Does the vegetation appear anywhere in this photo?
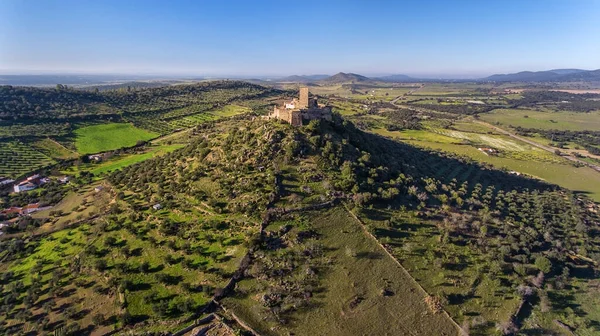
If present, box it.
[73,123,158,154]
[2,80,600,335]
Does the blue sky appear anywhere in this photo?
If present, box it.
[1,0,599,78]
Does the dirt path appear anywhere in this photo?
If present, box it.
[391,84,425,104]
[474,120,600,172]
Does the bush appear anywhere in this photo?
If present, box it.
[424,295,443,314]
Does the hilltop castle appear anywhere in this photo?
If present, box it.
[268,87,332,126]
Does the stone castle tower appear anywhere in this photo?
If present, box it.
[299,87,309,109]
[268,87,332,126]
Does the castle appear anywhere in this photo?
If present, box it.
[268,87,332,126]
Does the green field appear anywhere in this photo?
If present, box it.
[410,140,600,201]
[371,126,600,201]
[209,104,251,117]
[74,123,158,154]
[89,144,184,175]
[481,108,600,131]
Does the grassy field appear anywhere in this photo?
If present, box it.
[31,138,78,160]
[370,125,600,200]
[209,104,251,117]
[409,140,600,201]
[31,183,109,231]
[225,207,459,336]
[74,123,158,154]
[357,207,521,335]
[89,144,184,175]
[481,108,600,131]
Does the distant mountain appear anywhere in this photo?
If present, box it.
[558,69,600,81]
[320,72,372,84]
[548,69,587,75]
[482,69,600,82]
[277,74,329,83]
[376,74,417,82]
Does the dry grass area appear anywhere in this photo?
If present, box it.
[224,207,460,336]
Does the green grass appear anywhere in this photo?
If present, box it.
[358,208,521,334]
[89,144,184,175]
[372,128,459,144]
[408,140,600,201]
[225,207,459,336]
[31,138,78,160]
[74,123,159,154]
[481,108,600,131]
[209,104,251,117]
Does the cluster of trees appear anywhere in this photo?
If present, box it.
[0,81,278,122]
[511,91,600,112]
[407,101,494,115]
[514,127,600,155]
[382,108,422,130]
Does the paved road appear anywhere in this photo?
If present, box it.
[474,120,600,173]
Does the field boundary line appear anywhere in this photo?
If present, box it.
[343,203,464,335]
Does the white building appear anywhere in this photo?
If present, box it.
[14,181,37,193]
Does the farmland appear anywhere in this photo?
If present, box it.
[73,123,158,154]
[0,141,55,178]
[88,144,184,176]
[481,108,600,131]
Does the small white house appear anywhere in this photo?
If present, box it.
[152,203,163,210]
[14,181,37,193]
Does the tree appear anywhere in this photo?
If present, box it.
[535,256,552,274]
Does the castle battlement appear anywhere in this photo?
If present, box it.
[268,87,332,126]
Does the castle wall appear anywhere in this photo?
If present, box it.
[270,88,331,126]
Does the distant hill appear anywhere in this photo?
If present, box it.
[376,74,417,82]
[277,74,329,83]
[483,69,600,82]
[320,72,373,84]
[548,69,587,75]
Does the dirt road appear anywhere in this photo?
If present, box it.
[474,120,600,173]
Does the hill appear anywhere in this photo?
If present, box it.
[2,112,600,335]
[483,68,600,82]
[277,74,329,83]
[320,72,373,84]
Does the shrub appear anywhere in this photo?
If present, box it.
[424,295,443,314]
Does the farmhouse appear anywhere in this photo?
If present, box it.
[1,207,22,215]
[1,203,51,216]
[478,147,498,156]
[88,154,104,162]
[152,203,163,210]
[12,174,48,193]
[268,87,332,126]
